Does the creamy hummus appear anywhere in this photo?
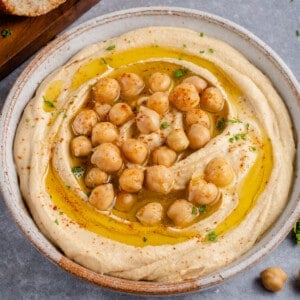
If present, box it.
[14,27,295,282]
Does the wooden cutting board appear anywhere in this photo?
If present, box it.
[0,0,100,80]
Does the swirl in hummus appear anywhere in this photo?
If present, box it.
[14,27,295,282]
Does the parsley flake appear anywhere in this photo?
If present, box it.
[250,146,257,152]
[25,118,30,123]
[59,211,64,215]
[199,50,205,54]
[208,231,217,242]
[106,45,115,51]
[173,69,188,78]
[228,117,242,124]
[229,132,247,143]
[142,236,148,242]
[216,117,226,131]
[54,219,59,225]
[199,205,207,213]
[296,30,300,37]
[101,58,107,64]
[293,219,300,244]
[209,48,215,53]
[1,28,12,38]
[199,32,204,37]
[71,166,85,178]
[161,121,169,129]
[43,97,55,108]
[191,206,198,215]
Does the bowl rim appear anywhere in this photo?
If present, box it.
[1,6,299,296]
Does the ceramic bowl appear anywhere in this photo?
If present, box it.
[0,7,299,295]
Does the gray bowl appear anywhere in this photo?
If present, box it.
[0,7,299,295]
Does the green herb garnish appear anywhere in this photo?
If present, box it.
[71,166,85,178]
[250,146,256,152]
[199,50,205,54]
[209,48,215,53]
[229,132,247,143]
[216,117,226,131]
[173,69,188,78]
[208,231,217,242]
[43,97,55,108]
[228,117,242,124]
[142,236,148,242]
[296,30,300,37]
[59,211,64,215]
[199,205,207,213]
[101,58,107,64]
[54,219,59,225]
[161,121,170,129]
[105,45,115,51]
[182,44,187,48]
[294,219,300,244]
[199,32,204,37]
[191,206,198,215]
[25,118,30,123]
[1,28,12,38]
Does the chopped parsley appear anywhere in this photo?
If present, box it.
[25,118,30,123]
[101,58,107,64]
[182,44,187,48]
[105,45,115,51]
[59,211,64,215]
[250,146,257,152]
[229,133,247,143]
[245,123,250,130]
[294,219,300,244]
[191,206,198,215]
[216,117,226,131]
[71,166,85,178]
[142,236,148,242]
[173,69,188,78]
[228,117,242,124]
[43,97,55,108]
[54,219,59,225]
[296,30,300,37]
[161,121,169,129]
[199,32,204,37]
[209,48,215,53]
[199,50,205,54]
[199,205,207,213]
[207,231,217,242]
[1,28,12,38]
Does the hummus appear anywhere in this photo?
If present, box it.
[14,27,295,282]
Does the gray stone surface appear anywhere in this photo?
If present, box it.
[0,0,299,299]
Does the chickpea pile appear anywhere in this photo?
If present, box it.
[70,70,234,228]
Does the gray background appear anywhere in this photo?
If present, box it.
[0,0,299,299]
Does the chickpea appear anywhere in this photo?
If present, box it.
[152,146,177,167]
[122,139,148,164]
[147,92,169,115]
[93,103,111,121]
[260,267,287,292]
[201,87,224,113]
[88,183,115,211]
[188,178,219,205]
[109,102,133,126]
[167,199,197,227]
[185,108,210,128]
[72,109,98,136]
[92,77,120,104]
[146,165,174,194]
[148,72,171,93]
[169,82,200,111]
[118,72,145,98]
[119,168,144,193]
[115,192,137,212]
[204,157,234,187]
[91,143,123,173]
[183,76,207,93]
[136,202,163,226]
[71,136,92,157]
[85,168,108,188]
[166,128,189,152]
[136,106,160,134]
[187,124,211,150]
[91,122,118,146]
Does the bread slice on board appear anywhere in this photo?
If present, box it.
[0,0,67,16]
